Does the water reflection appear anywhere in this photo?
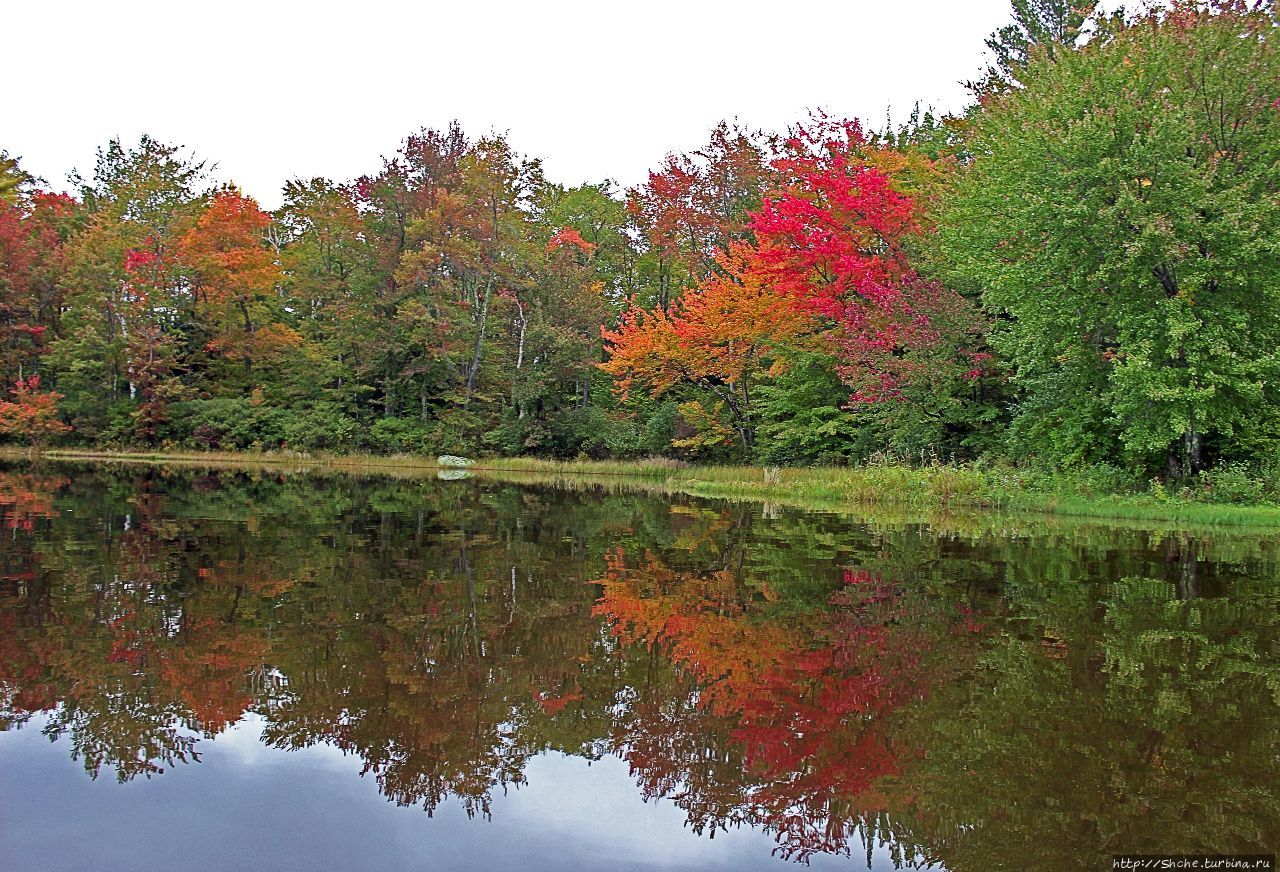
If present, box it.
[1,464,1277,870]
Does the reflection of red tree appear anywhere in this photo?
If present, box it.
[158,620,269,734]
[0,473,69,722]
[0,472,67,532]
[533,687,584,716]
[0,610,64,718]
[592,548,947,861]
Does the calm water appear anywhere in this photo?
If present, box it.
[1,463,1277,871]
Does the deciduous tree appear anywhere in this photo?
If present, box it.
[938,1,1280,474]
[0,375,70,448]
[180,188,297,389]
[752,118,991,455]
[602,243,816,452]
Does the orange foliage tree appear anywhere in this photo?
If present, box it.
[0,375,70,448]
[180,189,297,387]
[600,243,816,452]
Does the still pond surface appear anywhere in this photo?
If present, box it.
[1,463,1277,871]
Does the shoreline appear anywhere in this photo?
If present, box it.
[5,447,1280,533]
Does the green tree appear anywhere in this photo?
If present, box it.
[48,136,207,440]
[273,177,370,407]
[0,151,35,205]
[755,352,866,465]
[939,2,1280,475]
[970,0,1101,95]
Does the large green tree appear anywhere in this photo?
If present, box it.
[49,136,207,440]
[939,1,1280,475]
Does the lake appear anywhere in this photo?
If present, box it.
[1,462,1277,871]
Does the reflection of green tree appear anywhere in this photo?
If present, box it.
[888,572,1280,871]
[225,485,627,816]
[1102,577,1280,845]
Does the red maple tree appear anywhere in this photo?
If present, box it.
[751,117,988,404]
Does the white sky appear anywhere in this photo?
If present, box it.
[7,0,1011,208]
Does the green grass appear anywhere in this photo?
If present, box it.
[474,456,1280,529]
[7,447,1280,532]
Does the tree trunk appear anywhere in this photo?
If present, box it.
[514,298,527,371]
[238,299,255,383]
[512,297,526,413]
[1168,427,1203,479]
[1164,536,1199,601]
[465,274,494,399]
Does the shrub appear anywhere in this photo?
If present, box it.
[164,399,283,449]
[1196,463,1266,505]
[642,402,678,456]
[547,407,610,459]
[368,417,437,454]
[277,406,360,451]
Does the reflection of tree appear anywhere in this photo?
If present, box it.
[0,471,70,729]
[0,470,66,533]
[251,508,619,816]
[0,466,621,813]
[1,464,1278,869]
[592,549,966,862]
[3,479,275,779]
[889,573,1280,870]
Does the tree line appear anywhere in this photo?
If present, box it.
[2,0,1278,480]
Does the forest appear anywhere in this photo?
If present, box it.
[2,1,1279,492]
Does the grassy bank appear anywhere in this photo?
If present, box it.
[473,456,1280,529]
[6,447,1280,531]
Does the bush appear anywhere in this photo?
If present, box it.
[161,399,362,452]
[553,406,661,460]
[276,405,360,451]
[164,399,282,449]
[97,400,144,447]
[642,402,678,456]
[368,417,437,454]
[1196,463,1267,505]
[484,414,551,456]
[484,407,651,460]
[548,407,611,459]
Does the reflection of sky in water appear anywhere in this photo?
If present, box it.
[0,713,924,871]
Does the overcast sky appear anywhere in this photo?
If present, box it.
[8,0,1011,208]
